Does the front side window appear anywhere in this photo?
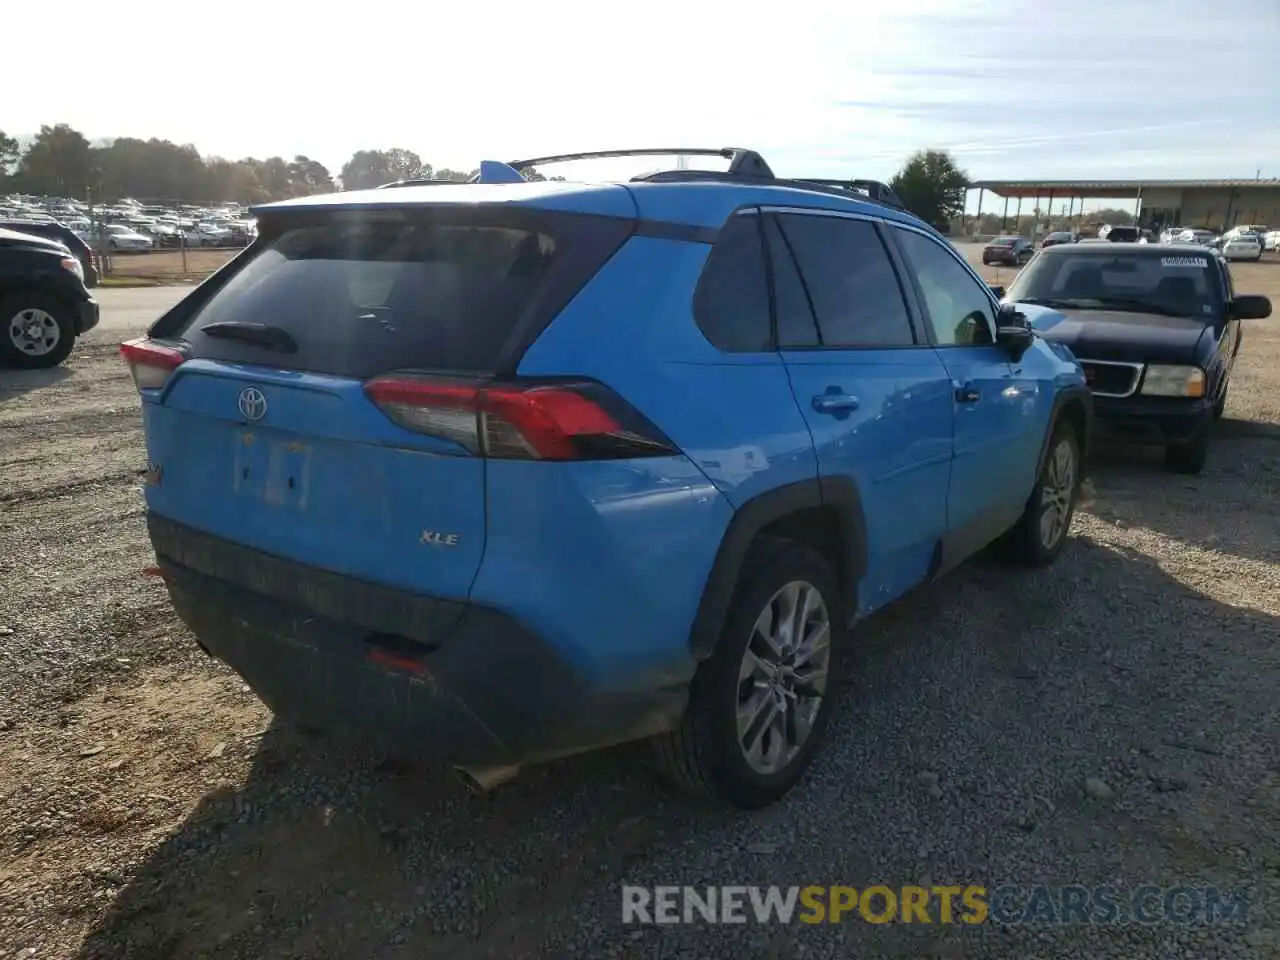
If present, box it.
[894,228,997,346]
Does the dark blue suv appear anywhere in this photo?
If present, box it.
[122,148,1092,808]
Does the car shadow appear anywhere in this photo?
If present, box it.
[1085,418,1280,565]
[0,363,72,402]
[76,536,1279,959]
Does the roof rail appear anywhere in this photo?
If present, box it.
[373,148,910,214]
[793,178,906,210]
[508,147,776,179]
[375,178,450,189]
[632,169,909,213]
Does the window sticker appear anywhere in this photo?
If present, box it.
[1161,256,1208,267]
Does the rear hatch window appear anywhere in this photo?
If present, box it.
[164,208,632,378]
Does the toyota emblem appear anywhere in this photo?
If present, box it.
[238,387,268,422]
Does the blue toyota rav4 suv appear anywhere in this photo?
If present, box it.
[123,148,1091,808]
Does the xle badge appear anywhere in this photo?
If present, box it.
[421,531,460,547]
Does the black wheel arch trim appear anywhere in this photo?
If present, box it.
[1039,385,1094,474]
[689,477,867,659]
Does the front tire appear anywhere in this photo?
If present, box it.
[1,293,77,369]
[1165,423,1211,475]
[1213,387,1228,420]
[1004,420,1080,567]
[651,538,846,808]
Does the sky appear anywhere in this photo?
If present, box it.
[5,0,1278,190]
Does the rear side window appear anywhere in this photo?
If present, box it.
[773,214,915,348]
[764,216,820,347]
[693,213,772,352]
[170,210,630,378]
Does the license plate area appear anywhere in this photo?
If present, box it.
[232,428,313,509]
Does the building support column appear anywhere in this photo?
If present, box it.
[1001,196,1009,230]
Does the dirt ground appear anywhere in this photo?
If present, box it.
[2,247,1279,959]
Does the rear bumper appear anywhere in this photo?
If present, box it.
[1092,394,1212,445]
[76,298,99,334]
[148,513,686,767]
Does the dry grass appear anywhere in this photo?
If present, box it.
[106,249,238,280]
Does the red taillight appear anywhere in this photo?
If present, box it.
[120,338,185,391]
[363,375,675,461]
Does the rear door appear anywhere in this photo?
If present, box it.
[139,205,630,599]
[769,210,954,615]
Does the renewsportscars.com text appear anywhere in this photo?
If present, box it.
[621,884,1250,926]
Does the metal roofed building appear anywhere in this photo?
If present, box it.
[966,177,1280,233]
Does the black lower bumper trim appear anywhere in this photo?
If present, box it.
[147,513,464,647]
[76,298,100,334]
[150,515,687,766]
[1092,399,1212,446]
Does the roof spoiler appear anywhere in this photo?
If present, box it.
[374,163,524,189]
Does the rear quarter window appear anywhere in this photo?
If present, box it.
[692,213,772,352]
[167,210,631,378]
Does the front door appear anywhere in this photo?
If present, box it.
[889,225,1042,564]
[766,210,955,616]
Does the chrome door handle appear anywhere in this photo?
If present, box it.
[812,393,860,413]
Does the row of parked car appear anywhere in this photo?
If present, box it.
[984,223,1276,266]
[0,194,258,253]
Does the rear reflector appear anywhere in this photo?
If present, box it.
[120,339,185,391]
[364,374,677,461]
[367,648,430,675]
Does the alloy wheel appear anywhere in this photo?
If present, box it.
[736,580,831,775]
[1039,438,1077,549]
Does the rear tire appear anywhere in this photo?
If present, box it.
[1004,420,1080,567]
[651,537,846,808]
[1,293,77,369]
[1165,423,1211,475]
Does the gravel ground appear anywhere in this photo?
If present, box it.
[2,256,1279,960]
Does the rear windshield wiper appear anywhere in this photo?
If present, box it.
[199,321,298,353]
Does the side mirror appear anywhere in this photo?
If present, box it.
[988,284,1006,299]
[1232,295,1272,320]
[995,305,1034,360]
